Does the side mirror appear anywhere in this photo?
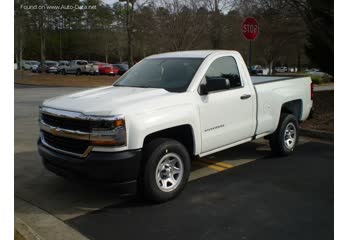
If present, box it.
[200,77,230,95]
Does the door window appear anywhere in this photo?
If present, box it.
[205,56,242,89]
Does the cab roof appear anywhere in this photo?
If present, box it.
[146,50,238,59]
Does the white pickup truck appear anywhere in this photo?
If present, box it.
[38,50,313,202]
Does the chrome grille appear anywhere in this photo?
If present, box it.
[42,113,90,132]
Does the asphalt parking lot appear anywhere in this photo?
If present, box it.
[14,84,333,240]
[69,141,333,240]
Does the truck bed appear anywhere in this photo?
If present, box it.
[252,74,312,137]
[251,75,307,85]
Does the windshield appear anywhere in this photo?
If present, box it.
[114,58,203,92]
[46,62,57,67]
[115,64,128,70]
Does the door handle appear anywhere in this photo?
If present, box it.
[240,94,251,100]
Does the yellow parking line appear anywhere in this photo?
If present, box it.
[194,161,227,172]
[199,158,234,169]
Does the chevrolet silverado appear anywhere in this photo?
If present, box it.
[38,50,313,202]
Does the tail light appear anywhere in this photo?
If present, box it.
[310,82,314,100]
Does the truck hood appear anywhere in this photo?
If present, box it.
[42,86,182,115]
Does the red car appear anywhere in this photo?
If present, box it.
[98,63,119,75]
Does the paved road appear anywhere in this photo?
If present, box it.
[15,85,333,240]
[69,141,333,240]
[314,84,334,92]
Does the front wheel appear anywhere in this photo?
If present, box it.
[138,138,191,203]
[269,113,299,156]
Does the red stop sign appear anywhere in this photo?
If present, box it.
[242,17,259,40]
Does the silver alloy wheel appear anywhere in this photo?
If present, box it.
[155,152,184,192]
[284,122,296,149]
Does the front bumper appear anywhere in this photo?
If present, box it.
[38,139,142,183]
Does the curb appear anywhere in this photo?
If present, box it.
[15,197,89,240]
[300,128,333,141]
[15,217,43,240]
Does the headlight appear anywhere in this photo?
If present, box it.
[91,115,126,146]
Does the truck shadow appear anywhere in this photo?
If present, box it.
[14,140,273,221]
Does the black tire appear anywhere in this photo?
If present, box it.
[62,69,66,75]
[76,69,81,76]
[138,138,191,203]
[269,113,299,156]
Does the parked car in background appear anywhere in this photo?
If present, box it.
[250,65,263,75]
[32,61,58,73]
[85,61,101,75]
[274,66,288,73]
[45,61,59,73]
[31,64,39,72]
[61,60,88,75]
[304,68,320,74]
[22,60,40,71]
[57,61,70,74]
[98,63,119,75]
[113,63,129,75]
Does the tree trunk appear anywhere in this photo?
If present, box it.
[268,60,274,75]
[297,48,301,72]
[126,0,134,67]
[127,28,133,66]
[105,44,109,63]
[40,14,46,70]
[40,30,46,63]
[211,0,222,49]
[119,48,123,62]
[19,37,23,70]
[15,22,24,70]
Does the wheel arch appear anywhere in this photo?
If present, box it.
[142,124,196,158]
[280,99,303,121]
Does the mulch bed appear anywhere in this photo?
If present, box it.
[301,91,333,132]
[15,70,118,87]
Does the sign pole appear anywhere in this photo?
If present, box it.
[241,17,259,71]
[249,40,252,69]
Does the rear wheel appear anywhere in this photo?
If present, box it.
[62,69,66,75]
[138,138,191,203]
[76,68,81,76]
[269,113,299,156]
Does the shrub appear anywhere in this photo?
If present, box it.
[311,76,323,84]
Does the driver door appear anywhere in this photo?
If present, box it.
[199,56,255,153]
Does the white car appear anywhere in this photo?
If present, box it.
[85,61,101,75]
[38,50,313,202]
[60,60,88,75]
[274,66,288,73]
[22,60,40,70]
[45,61,59,73]
[57,61,70,74]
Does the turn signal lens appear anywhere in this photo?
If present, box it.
[116,119,125,127]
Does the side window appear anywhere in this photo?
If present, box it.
[205,56,242,88]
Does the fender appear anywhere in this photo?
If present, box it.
[126,103,202,155]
